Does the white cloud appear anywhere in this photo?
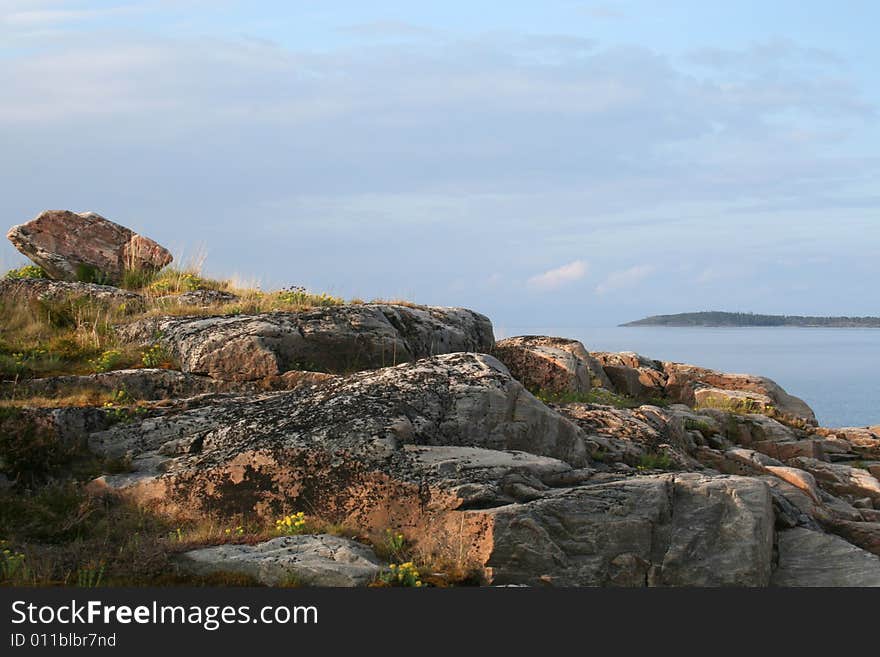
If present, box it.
[527,260,588,290]
[595,265,655,295]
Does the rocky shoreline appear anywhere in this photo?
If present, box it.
[2,211,879,587]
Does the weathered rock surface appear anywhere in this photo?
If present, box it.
[117,305,495,380]
[169,290,240,306]
[7,210,172,284]
[493,336,606,394]
[664,363,817,426]
[0,277,144,310]
[818,427,880,460]
[174,535,384,586]
[591,352,666,400]
[82,353,781,586]
[483,473,774,586]
[59,327,877,586]
[584,352,816,427]
[771,528,880,586]
[788,457,880,505]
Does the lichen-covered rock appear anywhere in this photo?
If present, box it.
[87,353,590,520]
[169,289,240,306]
[818,426,880,460]
[493,336,606,394]
[482,473,774,587]
[116,304,495,380]
[174,535,383,586]
[771,528,880,586]
[664,363,817,426]
[0,277,144,310]
[591,352,666,400]
[553,402,698,469]
[6,210,172,284]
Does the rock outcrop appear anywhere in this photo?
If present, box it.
[0,277,144,310]
[771,528,880,586]
[82,350,859,587]
[3,267,871,588]
[6,210,172,284]
[175,535,384,587]
[500,339,816,428]
[493,336,609,394]
[663,363,817,426]
[116,305,495,381]
[592,352,667,400]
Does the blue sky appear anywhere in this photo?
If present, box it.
[1,1,878,327]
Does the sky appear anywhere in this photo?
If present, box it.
[1,1,878,327]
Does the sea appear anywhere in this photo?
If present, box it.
[495,326,879,429]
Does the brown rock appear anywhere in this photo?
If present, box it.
[752,439,826,462]
[827,520,880,557]
[493,336,595,395]
[765,466,822,503]
[663,362,816,426]
[117,304,495,381]
[7,210,172,284]
[789,457,880,504]
[771,528,880,586]
[591,352,666,400]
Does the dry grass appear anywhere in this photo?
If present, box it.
[1,259,344,387]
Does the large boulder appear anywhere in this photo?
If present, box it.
[663,363,816,427]
[116,304,495,380]
[482,473,774,587]
[771,528,880,586]
[7,210,172,284]
[591,352,666,400]
[174,535,383,587]
[493,336,601,395]
[788,457,880,505]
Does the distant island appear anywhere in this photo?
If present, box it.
[621,311,880,328]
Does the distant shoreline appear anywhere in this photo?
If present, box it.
[621,311,880,328]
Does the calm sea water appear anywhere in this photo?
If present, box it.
[495,326,880,429]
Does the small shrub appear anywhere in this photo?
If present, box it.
[379,562,423,587]
[90,349,124,373]
[141,343,169,368]
[382,529,409,561]
[120,267,157,291]
[76,561,105,587]
[275,512,307,535]
[5,265,47,280]
[534,388,648,409]
[276,286,343,307]
[75,264,112,285]
[0,543,30,585]
[0,408,78,485]
[637,452,675,471]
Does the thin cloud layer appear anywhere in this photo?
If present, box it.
[0,2,877,325]
[528,260,589,290]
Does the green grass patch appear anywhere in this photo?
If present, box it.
[636,452,675,471]
[533,387,667,409]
